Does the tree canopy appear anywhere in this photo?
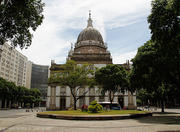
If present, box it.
[0,0,44,48]
[49,60,94,110]
[95,64,129,108]
[130,0,180,112]
[148,0,180,45]
[148,0,180,88]
[130,41,171,112]
[0,77,41,108]
[130,40,159,91]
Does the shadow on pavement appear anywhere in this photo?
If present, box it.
[134,113,180,125]
[157,131,180,132]
[153,112,180,114]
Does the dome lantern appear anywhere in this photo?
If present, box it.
[87,10,93,27]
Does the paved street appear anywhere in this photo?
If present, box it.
[0,108,180,132]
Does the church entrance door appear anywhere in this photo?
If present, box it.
[60,96,66,110]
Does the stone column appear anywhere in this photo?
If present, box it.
[46,97,50,108]
[85,87,89,105]
[114,96,118,102]
[46,86,51,109]
[50,86,56,110]
[47,86,51,96]
[66,96,70,108]
[56,97,60,109]
[56,86,60,109]
[127,91,136,109]
[85,97,89,106]
[105,96,109,102]
[124,96,128,109]
[66,86,73,108]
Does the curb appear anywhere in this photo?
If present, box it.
[37,112,152,120]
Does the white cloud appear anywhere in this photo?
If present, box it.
[17,0,151,65]
[112,50,137,64]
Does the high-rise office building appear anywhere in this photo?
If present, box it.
[31,63,49,106]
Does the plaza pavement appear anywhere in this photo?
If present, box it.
[0,108,180,132]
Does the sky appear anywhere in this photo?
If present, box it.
[18,0,152,66]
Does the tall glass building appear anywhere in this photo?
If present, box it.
[31,64,49,106]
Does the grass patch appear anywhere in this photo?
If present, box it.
[40,110,148,115]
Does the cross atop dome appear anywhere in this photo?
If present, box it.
[87,10,93,27]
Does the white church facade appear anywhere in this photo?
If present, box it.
[46,12,137,110]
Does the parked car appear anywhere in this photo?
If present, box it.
[98,102,121,110]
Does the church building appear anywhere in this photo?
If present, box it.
[47,12,136,110]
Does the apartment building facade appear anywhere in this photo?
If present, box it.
[0,43,30,88]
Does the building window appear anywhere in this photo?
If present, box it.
[60,87,66,96]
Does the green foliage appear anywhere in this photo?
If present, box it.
[88,100,103,113]
[49,60,95,110]
[60,60,94,87]
[148,0,180,88]
[0,0,44,48]
[148,0,180,45]
[26,103,30,108]
[95,64,129,108]
[95,64,129,92]
[136,99,142,106]
[0,77,42,108]
[130,41,158,91]
[130,0,180,112]
[43,110,147,115]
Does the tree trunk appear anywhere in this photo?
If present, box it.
[0,99,2,109]
[70,87,77,110]
[110,99,113,109]
[109,91,114,109]
[9,100,11,108]
[74,98,77,110]
[161,99,165,113]
[109,91,112,109]
[5,99,7,108]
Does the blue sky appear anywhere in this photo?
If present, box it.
[19,0,152,65]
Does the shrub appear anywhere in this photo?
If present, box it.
[81,104,88,112]
[68,107,74,111]
[88,100,103,113]
[136,99,142,106]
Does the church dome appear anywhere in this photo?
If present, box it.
[76,12,104,44]
[77,27,104,43]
